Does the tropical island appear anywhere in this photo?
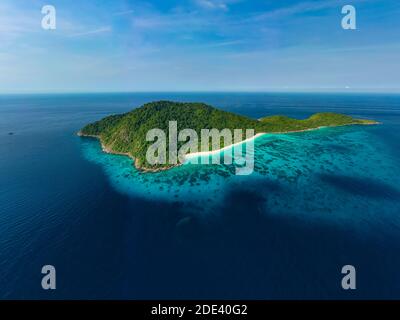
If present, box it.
[78,101,378,172]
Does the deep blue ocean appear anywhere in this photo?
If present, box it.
[1,92,400,299]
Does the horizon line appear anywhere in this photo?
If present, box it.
[1,89,400,96]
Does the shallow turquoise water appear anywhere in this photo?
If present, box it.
[81,124,400,232]
[1,93,400,299]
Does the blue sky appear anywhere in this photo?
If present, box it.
[0,0,399,93]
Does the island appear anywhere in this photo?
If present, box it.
[78,101,378,172]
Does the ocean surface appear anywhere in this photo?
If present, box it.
[0,92,400,299]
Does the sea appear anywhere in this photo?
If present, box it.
[0,92,399,299]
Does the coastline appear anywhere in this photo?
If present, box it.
[184,121,379,159]
[77,121,379,173]
[184,132,266,160]
[77,131,179,173]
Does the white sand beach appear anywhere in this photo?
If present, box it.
[184,132,266,160]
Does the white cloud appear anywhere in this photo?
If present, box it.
[203,40,244,47]
[113,10,135,16]
[195,0,229,11]
[253,0,371,21]
[132,10,213,31]
[69,26,112,37]
[0,3,39,40]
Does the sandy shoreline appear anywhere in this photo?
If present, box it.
[184,133,265,160]
[78,121,379,172]
[184,122,378,159]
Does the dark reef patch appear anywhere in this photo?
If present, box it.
[319,173,400,200]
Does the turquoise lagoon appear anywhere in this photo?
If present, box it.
[81,124,400,232]
[1,93,400,299]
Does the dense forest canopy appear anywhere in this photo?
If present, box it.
[79,101,376,170]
